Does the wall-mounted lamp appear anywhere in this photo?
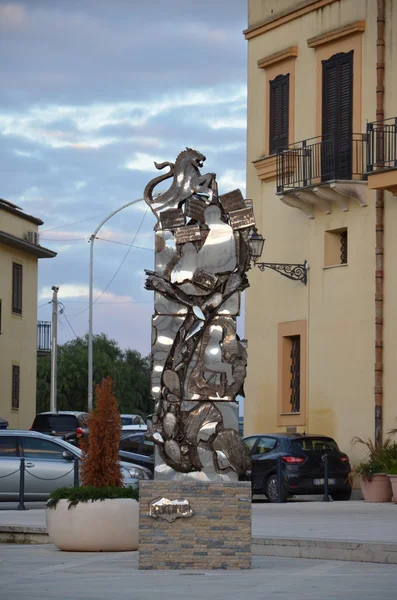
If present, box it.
[250,229,308,285]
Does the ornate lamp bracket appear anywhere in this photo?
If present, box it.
[255,260,308,285]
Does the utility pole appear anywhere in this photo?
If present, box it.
[50,286,59,412]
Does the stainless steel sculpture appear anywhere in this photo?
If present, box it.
[144,149,256,481]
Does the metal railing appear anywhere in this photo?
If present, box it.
[367,117,397,172]
[37,321,51,353]
[276,133,368,193]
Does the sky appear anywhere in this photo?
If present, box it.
[0,0,248,357]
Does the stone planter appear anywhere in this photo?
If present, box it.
[360,474,392,503]
[46,498,139,551]
[388,475,397,504]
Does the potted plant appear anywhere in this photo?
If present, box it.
[381,441,397,504]
[46,377,139,551]
[352,436,392,503]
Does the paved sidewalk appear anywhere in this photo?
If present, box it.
[1,500,397,544]
[1,544,397,600]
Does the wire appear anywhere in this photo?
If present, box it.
[38,301,51,309]
[40,238,88,242]
[40,212,114,233]
[95,237,153,251]
[59,304,78,338]
[67,208,149,317]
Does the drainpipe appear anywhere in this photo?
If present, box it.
[375,0,385,447]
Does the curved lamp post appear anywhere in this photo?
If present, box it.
[88,197,145,411]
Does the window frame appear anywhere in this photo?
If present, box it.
[12,262,23,315]
[20,436,68,461]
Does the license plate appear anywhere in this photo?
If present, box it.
[313,478,336,485]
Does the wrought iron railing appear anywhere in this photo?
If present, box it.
[37,321,51,353]
[276,133,367,193]
[366,117,397,172]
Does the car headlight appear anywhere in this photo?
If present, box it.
[125,467,149,480]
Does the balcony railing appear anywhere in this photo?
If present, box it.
[37,321,51,355]
[367,117,397,172]
[276,133,368,193]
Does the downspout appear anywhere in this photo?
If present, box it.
[375,0,385,447]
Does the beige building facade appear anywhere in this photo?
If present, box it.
[0,199,56,429]
[244,0,397,460]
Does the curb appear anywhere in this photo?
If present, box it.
[252,536,397,564]
[0,526,50,545]
[1,526,397,565]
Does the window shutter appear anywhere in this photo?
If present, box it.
[322,51,353,179]
[269,74,289,154]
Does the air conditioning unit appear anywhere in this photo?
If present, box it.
[24,231,40,245]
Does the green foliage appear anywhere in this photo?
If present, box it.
[36,334,152,416]
[47,485,139,509]
[352,436,397,480]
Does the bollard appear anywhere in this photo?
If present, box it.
[277,456,282,503]
[74,459,79,487]
[323,453,329,502]
[17,458,26,511]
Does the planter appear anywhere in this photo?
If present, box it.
[46,498,139,551]
[360,474,392,502]
[388,475,397,504]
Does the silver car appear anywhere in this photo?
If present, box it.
[0,430,151,501]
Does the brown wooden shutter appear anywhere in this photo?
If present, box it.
[12,365,20,409]
[322,51,353,179]
[269,74,289,154]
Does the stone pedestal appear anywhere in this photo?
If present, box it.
[139,481,251,570]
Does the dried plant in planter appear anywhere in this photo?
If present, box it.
[80,376,122,488]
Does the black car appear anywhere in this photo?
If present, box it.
[244,433,352,502]
[31,411,89,447]
[119,432,154,474]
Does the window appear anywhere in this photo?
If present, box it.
[21,437,65,460]
[324,228,348,266]
[0,436,17,457]
[255,437,277,455]
[291,437,339,454]
[244,437,258,452]
[12,365,20,410]
[32,414,77,433]
[12,263,22,315]
[278,320,307,427]
[269,74,289,154]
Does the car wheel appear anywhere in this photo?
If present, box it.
[266,474,287,503]
[330,489,352,501]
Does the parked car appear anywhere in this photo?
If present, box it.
[30,411,89,447]
[0,430,151,501]
[119,432,154,473]
[244,433,352,502]
[120,414,145,427]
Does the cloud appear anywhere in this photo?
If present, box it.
[39,284,133,303]
[217,169,246,195]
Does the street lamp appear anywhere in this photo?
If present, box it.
[249,230,308,285]
[88,197,145,411]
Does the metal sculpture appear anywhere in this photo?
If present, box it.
[144,149,256,481]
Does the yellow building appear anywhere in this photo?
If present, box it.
[0,198,56,429]
[244,0,397,460]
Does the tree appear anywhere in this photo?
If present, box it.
[36,334,152,416]
[80,377,122,488]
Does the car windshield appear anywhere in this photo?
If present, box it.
[291,437,339,453]
[32,415,77,431]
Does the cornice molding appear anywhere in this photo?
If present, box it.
[257,46,298,70]
[244,0,338,40]
[307,20,366,48]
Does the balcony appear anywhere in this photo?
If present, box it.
[37,321,51,356]
[367,117,397,195]
[275,134,368,219]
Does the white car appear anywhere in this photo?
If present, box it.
[121,414,147,434]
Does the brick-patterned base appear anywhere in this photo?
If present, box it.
[139,481,252,570]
